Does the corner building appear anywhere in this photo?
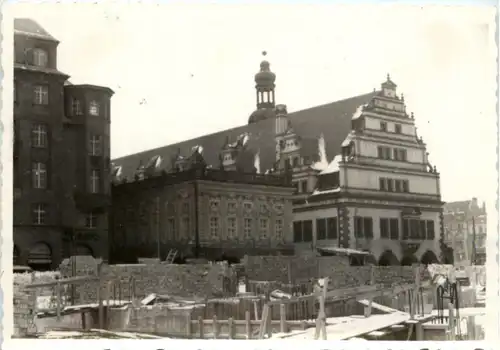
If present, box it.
[13,19,114,269]
[112,57,447,265]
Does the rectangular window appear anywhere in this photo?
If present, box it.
[90,169,100,193]
[364,217,373,238]
[209,216,219,238]
[227,217,237,238]
[394,148,407,161]
[259,218,269,238]
[72,98,82,116]
[89,135,102,156]
[395,180,402,192]
[31,123,48,148]
[89,100,100,116]
[410,219,419,239]
[85,212,97,229]
[395,124,402,134]
[316,218,326,240]
[32,203,47,225]
[301,180,308,193]
[168,218,176,240]
[293,221,302,242]
[326,217,338,239]
[379,177,387,191]
[419,220,426,240]
[380,218,389,238]
[303,220,313,242]
[390,218,399,240]
[244,218,252,238]
[402,219,410,240]
[293,157,299,167]
[32,162,47,189]
[33,48,48,67]
[293,220,313,242]
[354,216,373,238]
[383,147,392,160]
[402,180,409,193]
[380,121,387,131]
[275,218,284,240]
[387,179,394,192]
[33,85,49,105]
[426,220,435,240]
[182,217,189,239]
[377,146,383,159]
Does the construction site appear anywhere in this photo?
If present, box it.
[13,252,486,341]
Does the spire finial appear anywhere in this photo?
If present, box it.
[262,50,267,57]
[387,73,390,81]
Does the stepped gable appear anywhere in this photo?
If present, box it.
[113,91,377,181]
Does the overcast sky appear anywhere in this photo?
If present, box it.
[5,3,497,203]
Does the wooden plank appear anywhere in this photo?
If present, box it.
[245,311,251,339]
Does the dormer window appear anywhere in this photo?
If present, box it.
[89,100,100,116]
[33,48,48,67]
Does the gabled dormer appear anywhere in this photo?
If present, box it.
[220,133,250,171]
[144,155,162,178]
[134,162,146,181]
[111,163,123,184]
[171,148,189,172]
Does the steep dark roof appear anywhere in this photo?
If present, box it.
[14,18,58,42]
[113,91,377,180]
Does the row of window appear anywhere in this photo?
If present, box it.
[29,123,103,155]
[402,218,436,240]
[31,203,98,228]
[379,178,410,193]
[377,146,407,161]
[293,216,436,241]
[380,121,402,134]
[208,216,284,240]
[208,200,284,214]
[30,162,101,193]
[15,83,102,117]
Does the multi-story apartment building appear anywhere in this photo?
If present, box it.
[112,56,447,264]
[444,198,487,265]
[13,19,114,269]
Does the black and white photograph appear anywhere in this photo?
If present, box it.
[2,1,497,344]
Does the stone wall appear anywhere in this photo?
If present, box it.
[242,255,426,288]
[59,257,234,303]
[13,275,37,337]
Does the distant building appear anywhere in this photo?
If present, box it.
[13,19,114,270]
[444,198,486,265]
[112,56,447,265]
[109,159,295,262]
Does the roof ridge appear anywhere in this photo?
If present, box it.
[112,91,375,162]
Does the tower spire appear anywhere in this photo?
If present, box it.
[248,51,277,124]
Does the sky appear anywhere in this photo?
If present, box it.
[5,3,498,204]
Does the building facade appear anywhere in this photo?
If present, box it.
[110,154,295,262]
[112,56,447,264]
[444,198,486,265]
[13,19,114,269]
[285,77,445,265]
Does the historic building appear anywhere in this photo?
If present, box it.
[110,155,295,262]
[112,54,446,265]
[444,198,487,265]
[13,19,114,269]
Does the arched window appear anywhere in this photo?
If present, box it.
[33,48,48,67]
